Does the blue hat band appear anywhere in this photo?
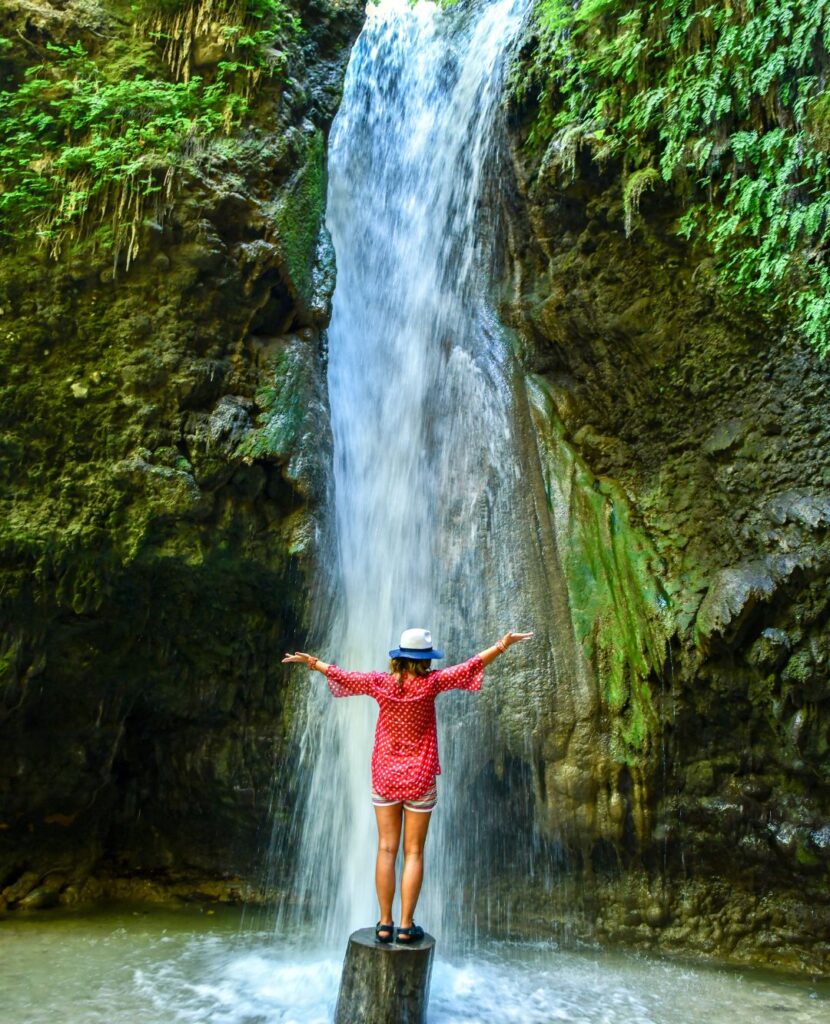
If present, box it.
[389,646,444,660]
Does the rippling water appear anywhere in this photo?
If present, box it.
[1,909,827,1024]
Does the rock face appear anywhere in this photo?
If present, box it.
[493,27,830,972]
[0,0,364,909]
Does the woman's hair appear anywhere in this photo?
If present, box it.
[389,657,432,678]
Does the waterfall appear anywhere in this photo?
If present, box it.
[276,0,562,953]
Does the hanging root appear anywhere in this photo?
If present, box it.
[623,167,661,237]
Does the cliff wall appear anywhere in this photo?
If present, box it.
[495,6,830,971]
[0,0,364,912]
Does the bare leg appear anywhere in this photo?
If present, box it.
[374,803,402,936]
[398,806,432,934]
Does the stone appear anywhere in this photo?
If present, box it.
[334,928,435,1024]
[684,761,715,796]
[2,871,39,905]
[809,826,830,852]
[703,418,747,455]
[695,560,778,642]
[18,884,60,909]
[767,489,830,530]
[192,37,228,67]
[747,628,791,672]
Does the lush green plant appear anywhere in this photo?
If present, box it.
[138,0,301,84]
[514,0,830,355]
[0,1,300,263]
[0,40,238,262]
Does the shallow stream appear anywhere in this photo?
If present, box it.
[1,907,827,1024]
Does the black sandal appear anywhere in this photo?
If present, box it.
[395,923,424,943]
[375,920,395,943]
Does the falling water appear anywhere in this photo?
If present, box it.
[278,0,560,951]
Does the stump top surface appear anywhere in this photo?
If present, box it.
[349,927,436,952]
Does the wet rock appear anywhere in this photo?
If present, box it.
[747,628,791,672]
[192,36,229,67]
[781,650,824,701]
[809,826,830,853]
[0,0,362,904]
[174,359,228,410]
[684,761,715,796]
[694,560,776,642]
[703,419,747,456]
[111,452,212,519]
[502,26,830,962]
[230,463,267,500]
[18,876,65,910]
[2,871,39,905]
[208,396,255,451]
[182,397,254,486]
[767,489,830,530]
[646,905,671,929]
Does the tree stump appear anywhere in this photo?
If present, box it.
[334,927,436,1024]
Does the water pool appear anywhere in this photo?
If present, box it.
[1,907,827,1024]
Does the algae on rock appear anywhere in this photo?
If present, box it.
[525,372,672,846]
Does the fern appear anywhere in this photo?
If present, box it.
[0,2,300,264]
[515,0,830,355]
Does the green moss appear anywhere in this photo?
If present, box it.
[238,335,315,468]
[795,844,820,867]
[527,374,672,765]
[272,128,325,305]
[805,89,830,153]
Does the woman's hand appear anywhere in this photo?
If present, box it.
[479,631,534,666]
[499,631,534,649]
[282,651,326,671]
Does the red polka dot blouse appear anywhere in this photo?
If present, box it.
[324,656,485,802]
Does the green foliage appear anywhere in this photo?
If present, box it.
[0,1,299,263]
[139,0,301,83]
[516,0,830,355]
[0,41,236,262]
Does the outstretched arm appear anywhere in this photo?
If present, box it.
[431,631,534,694]
[477,631,534,667]
[282,651,382,699]
[282,651,330,673]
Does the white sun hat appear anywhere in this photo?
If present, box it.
[388,627,444,660]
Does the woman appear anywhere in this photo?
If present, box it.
[282,626,533,944]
